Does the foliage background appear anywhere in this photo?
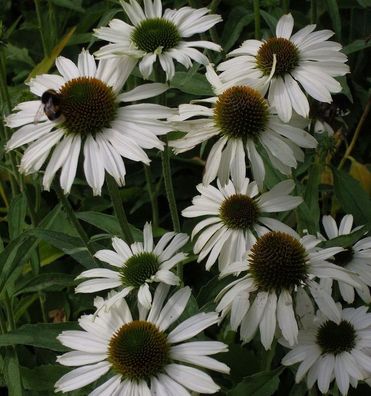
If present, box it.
[0,0,370,394]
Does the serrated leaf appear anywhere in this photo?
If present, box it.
[333,167,371,226]
[170,71,213,96]
[8,194,27,239]
[228,367,284,396]
[21,365,69,391]
[0,323,78,351]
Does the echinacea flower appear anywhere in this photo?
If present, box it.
[319,214,371,304]
[216,229,361,350]
[218,13,349,122]
[94,0,222,80]
[170,65,317,188]
[182,176,302,271]
[76,222,188,309]
[55,285,230,395]
[5,50,175,195]
[282,306,371,395]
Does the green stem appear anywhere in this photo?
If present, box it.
[338,99,370,170]
[106,175,134,244]
[264,339,277,370]
[34,0,48,56]
[253,0,261,40]
[144,165,159,229]
[162,143,180,233]
[54,183,95,256]
[311,0,317,24]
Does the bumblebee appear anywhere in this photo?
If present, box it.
[34,89,62,123]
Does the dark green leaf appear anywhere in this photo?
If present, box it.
[49,0,84,12]
[228,367,284,396]
[170,71,213,96]
[30,229,97,269]
[0,323,78,351]
[8,194,27,239]
[14,273,75,295]
[343,39,371,55]
[333,168,371,226]
[4,348,23,396]
[325,0,342,40]
[260,11,278,35]
[21,365,69,391]
[320,226,366,248]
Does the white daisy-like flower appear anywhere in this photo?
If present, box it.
[5,50,175,195]
[182,176,303,271]
[76,222,189,310]
[282,305,371,395]
[319,214,371,304]
[94,0,222,81]
[217,13,349,122]
[55,284,230,395]
[170,64,317,188]
[215,229,361,350]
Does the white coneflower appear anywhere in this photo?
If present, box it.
[319,214,371,304]
[5,50,175,195]
[170,64,317,188]
[282,306,371,395]
[182,176,302,271]
[76,222,188,309]
[94,0,222,81]
[218,13,349,122]
[55,285,230,395]
[216,229,361,350]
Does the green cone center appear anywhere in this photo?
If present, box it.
[108,320,169,380]
[220,194,260,230]
[249,231,308,291]
[317,320,357,355]
[214,86,269,140]
[120,252,160,287]
[132,18,181,53]
[256,37,300,77]
[59,77,117,136]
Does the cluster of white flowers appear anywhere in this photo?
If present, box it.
[5,1,371,395]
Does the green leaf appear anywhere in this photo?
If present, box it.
[260,10,278,35]
[21,365,69,391]
[76,211,142,240]
[343,39,371,55]
[302,163,321,234]
[14,273,75,295]
[49,0,84,12]
[221,7,254,52]
[8,194,27,239]
[320,226,366,249]
[333,168,371,226]
[0,323,78,351]
[30,229,97,269]
[0,204,62,297]
[170,71,213,96]
[4,348,23,396]
[228,367,284,396]
[325,0,342,40]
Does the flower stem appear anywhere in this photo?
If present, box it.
[54,182,95,257]
[253,0,261,40]
[34,0,48,56]
[144,164,159,229]
[338,98,370,170]
[106,174,134,244]
[162,141,181,234]
[282,0,290,13]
